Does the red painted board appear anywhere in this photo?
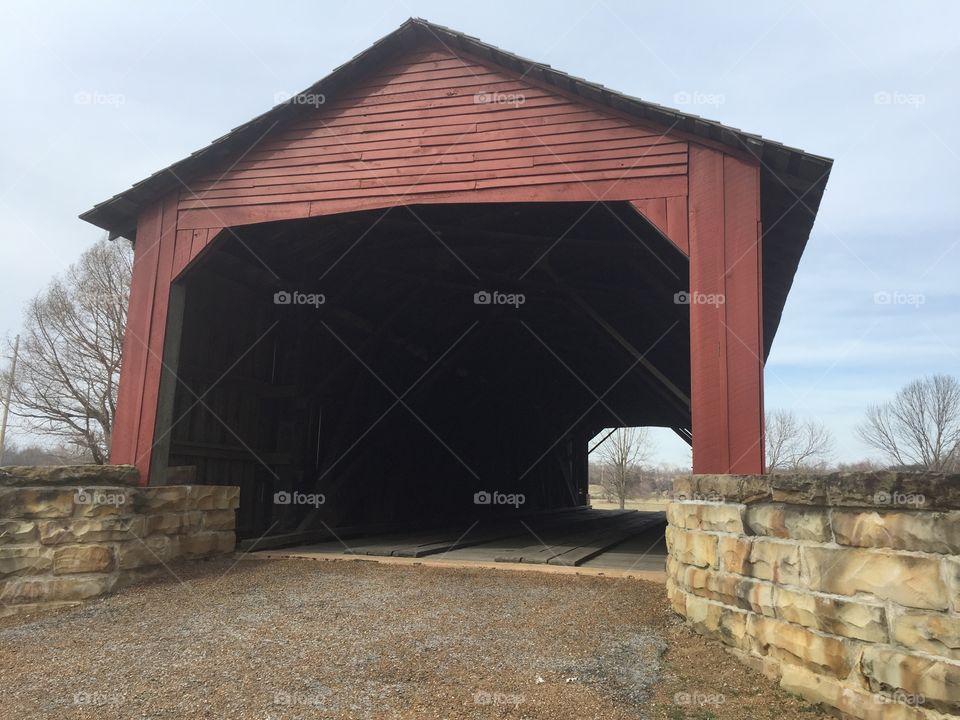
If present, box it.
[688,145,730,473]
[722,154,764,473]
[665,196,689,255]
[110,201,162,467]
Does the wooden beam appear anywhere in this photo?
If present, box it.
[110,194,181,486]
[688,146,764,473]
[543,265,690,412]
[148,281,186,486]
[110,201,163,471]
[722,153,765,472]
[175,176,687,230]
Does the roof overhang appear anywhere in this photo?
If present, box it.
[80,17,832,357]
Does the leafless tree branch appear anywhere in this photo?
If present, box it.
[1,237,132,463]
[765,409,834,473]
[595,427,653,509]
[856,375,960,471]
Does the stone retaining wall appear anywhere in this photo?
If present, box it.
[666,472,960,719]
[0,465,238,618]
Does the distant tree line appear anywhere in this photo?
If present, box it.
[589,461,681,503]
[0,441,92,466]
[589,373,960,502]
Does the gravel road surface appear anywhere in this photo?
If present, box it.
[0,557,831,719]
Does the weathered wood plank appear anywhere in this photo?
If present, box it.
[110,200,163,470]
[665,195,689,255]
[688,145,729,473]
[176,176,688,230]
[186,154,686,202]
[722,153,764,473]
[688,146,763,473]
[134,193,180,478]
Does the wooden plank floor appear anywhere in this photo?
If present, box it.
[259,508,667,573]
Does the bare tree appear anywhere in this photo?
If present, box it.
[596,427,653,509]
[0,238,132,463]
[857,375,960,472]
[765,410,834,473]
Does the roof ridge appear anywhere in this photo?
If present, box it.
[80,17,832,239]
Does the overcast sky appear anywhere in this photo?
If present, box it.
[1,1,957,465]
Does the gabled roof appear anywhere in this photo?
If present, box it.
[81,17,831,239]
[80,17,833,355]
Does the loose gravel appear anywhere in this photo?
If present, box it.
[0,557,831,719]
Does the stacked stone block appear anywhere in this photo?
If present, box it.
[666,472,960,719]
[0,465,238,618]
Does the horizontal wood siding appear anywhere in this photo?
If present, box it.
[115,44,776,489]
[177,47,687,232]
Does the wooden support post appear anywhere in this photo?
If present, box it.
[573,432,589,507]
[688,145,765,474]
[148,282,187,486]
[110,193,188,485]
[111,202,163,476]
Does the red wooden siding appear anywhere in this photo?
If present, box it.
[110,202,161,465]
[110,193,179,475]
[629,196,689,254]
[688,145,764,474]
[176,47,688,235]
[110,43,767,483]
[172,227,222,280]
[630,198,667,234]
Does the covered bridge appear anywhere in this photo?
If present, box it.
[82,19,831,540]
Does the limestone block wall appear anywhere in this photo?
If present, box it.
[666,473,960,720]
[0,465,238,619]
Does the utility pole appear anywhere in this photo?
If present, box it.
[0,334,20,465]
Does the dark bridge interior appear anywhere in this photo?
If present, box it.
[162,202,690,539]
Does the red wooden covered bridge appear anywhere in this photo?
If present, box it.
[82,19,831,539]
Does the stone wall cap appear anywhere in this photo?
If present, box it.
[0,465,141,488]
[676,471,960,510]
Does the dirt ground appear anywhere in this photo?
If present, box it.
[0,557,830,720]
[586,486,670,513]
[588,499,671,512]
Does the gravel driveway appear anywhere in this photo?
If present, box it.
[0,557,830,719]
